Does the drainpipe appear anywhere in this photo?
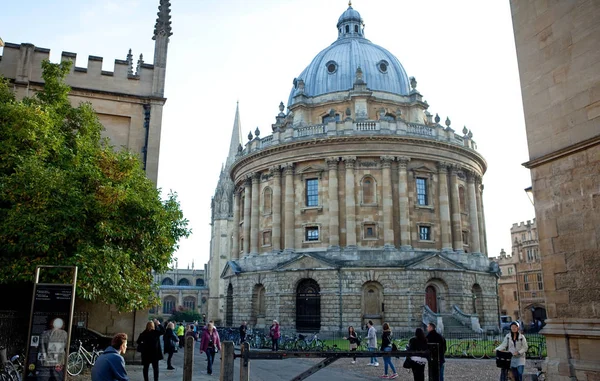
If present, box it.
[142,104,151,170]
[338,268,343,332]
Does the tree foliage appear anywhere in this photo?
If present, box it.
[0,61,191,311]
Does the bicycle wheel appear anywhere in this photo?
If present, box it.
[67,352,84,376]
[3,366,19,381]
[446,343,461,357]
[527,344,541,359]
[470,342,486,359]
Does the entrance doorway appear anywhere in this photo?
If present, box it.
[226,283,233,326]
[296,279,321,332]
[425,285,437,312]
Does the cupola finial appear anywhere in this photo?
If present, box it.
[348,0,352,7]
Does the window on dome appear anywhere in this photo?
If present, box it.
[354,25,358,33]
[377,60,389,74]
[326,61,338,74]
[345,25,349,33]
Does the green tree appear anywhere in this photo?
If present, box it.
[0,61,191,311]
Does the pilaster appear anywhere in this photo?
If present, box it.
[449,165,463,251]
[343,157,357,248]
[250,172,260,255]
[476,181,486,255]
[270,166,282,252]
[381,156,394,248]
[283,163,295,252]
[437,162,453,251]
[466,170,481,254]
[326,158,340,249]
[397,156,411,249]
[232,188,240,259]
[243,176,252,255]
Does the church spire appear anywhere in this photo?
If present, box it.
[152,0,172,97]
[226,102,242,169]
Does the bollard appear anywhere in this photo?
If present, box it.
[220,341,234,381]
[183,336,194,381]
[240,341,250,381]
[427,343,440,381]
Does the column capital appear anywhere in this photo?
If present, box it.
[252,172,261,183]
[380,155,394,167]
[282,162,295,175]
[244,174,253,186]
[465,169,480,183]
[436,161,450,173]
[343,156,356,169]
[396,156,410,168]
[269,165,282,178]
[326,157,339,169]
[449,164,462,175]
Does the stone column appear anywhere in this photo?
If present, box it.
[326,157,340,249]
[466,171,481,253]
[476,181,486,255]
[437,162,453,251]
[250,172,260,254]
[231,188,240,260]
[397,156,411,249]
[343,157,357,248]
[243,176,251,255]
[283,163,295,252]
[381,156,394,248]
[270,166,282,252]
[449,165,463,251]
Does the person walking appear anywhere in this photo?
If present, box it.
[162,322,178,370]
[407,328,428,381]
[426,323,447,381]
[176,323,185,349]
[379,323,399,379]
[184,324,197,344]
[269,320,280,351]
[91,333,129,381]
[496,322,528,381]
[199,322,221,376]
[343,326,359,364]
[136,319,165,381]
[366,320,379,367]
[239,321,247,343]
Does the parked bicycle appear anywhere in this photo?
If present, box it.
[447,339,487,359]
[66,340,104,376]
[0,353,22,381]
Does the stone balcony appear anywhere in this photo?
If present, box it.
[239,118,478,158]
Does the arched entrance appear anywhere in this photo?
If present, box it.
[296,279,321,332]
[425,285,437,312]
[362,282,383,327]
[226,283,233,326]
[472,284,484,321]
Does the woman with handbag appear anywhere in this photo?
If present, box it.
[163,322,179,370]
[343,326,359,364]
[136,319,165,381]
[496,322,528,381]
[405,328,428,381]
[200,323,221,376]
[380,323,399,379]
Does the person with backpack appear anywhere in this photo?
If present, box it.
[379,322,398,379]
[496,322,528,381]
[343,326,360,364]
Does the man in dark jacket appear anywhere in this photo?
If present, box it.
[427,323,447,381]
[91,333,129,381]
[239,321,247,343]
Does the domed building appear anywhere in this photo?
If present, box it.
[208,4,499,333]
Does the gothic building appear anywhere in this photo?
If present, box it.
[209,4,499,333]
[151,266,209,320]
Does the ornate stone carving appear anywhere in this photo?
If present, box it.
[153,0,173,41]
[380,155,394,168]
[396,156,411,168]
[269,165,282,177]
[325,157,339,170]
[282,163,295,175]
[436,161,449,173]
[342,156,356,169]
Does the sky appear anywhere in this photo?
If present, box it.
[1,0,535,268]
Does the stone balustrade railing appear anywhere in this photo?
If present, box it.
[422,305,445,333]
[238,119,478,159]
[452,305,483,333]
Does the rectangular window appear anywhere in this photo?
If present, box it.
[527,249,534,262]
[262,231,272,246]
[305,226,319,241]
[523,274,530,291]
[419,226,431,241]
[537,273,543,290]
[363,223,376,239]
[416,178,428,205]
[306,178,319,207]
[513,291,517,301]
[462,231,469,245]
[508,267,513,275]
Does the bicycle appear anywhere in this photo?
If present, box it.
[447,339,487,359]
[527,342,546,359]
[66,340,104,376]
[294,333,324,351]
[1,354,22,381]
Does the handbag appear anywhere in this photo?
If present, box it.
[403,357,416,369]
[496,350,513,369]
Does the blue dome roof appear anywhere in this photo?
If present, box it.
[288,5,411,107]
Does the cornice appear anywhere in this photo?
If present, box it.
[523,135,600,169]
[231,135,487,180]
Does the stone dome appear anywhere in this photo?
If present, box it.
[288,4,411,107]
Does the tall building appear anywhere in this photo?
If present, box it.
[510,0,600,379]
[495,249,519,321]
[0,0,172,185]
[0,0,173,340]
[208,4,499,333]
[152,266,209,320]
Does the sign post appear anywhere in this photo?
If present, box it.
[24,266,77,381]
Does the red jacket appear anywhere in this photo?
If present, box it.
[270,324,280,339]
[200,329,221,352]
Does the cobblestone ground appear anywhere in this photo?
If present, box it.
[323,357,543,380]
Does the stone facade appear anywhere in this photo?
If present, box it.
[152,268,209,319]
[495,249,519,321]
[0,0,172,185]
[511,0,600,379]
[209,4,499,334]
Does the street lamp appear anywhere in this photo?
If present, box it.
[524,186,534,205]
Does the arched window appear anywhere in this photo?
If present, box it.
[161,277,174,286]
[354,25,358,33]
[459,187,466,212]
[296,279,321,332]
[361,176,376,205]
[472,284,484,321]
[183,296,196,310]
[263,187,272,214]
[240,195,245,220]
[178,278,190,286]
[195,278,205,287]
[251,284,267,327]
[162,296,176,314]
[345,25,349,33]
[226,284,234,326]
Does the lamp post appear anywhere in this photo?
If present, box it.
[524,186,534,205]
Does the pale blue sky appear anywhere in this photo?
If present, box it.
[1,0,534,268]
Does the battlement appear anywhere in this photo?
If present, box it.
[0,43,158,98]
[510,218,537,232]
